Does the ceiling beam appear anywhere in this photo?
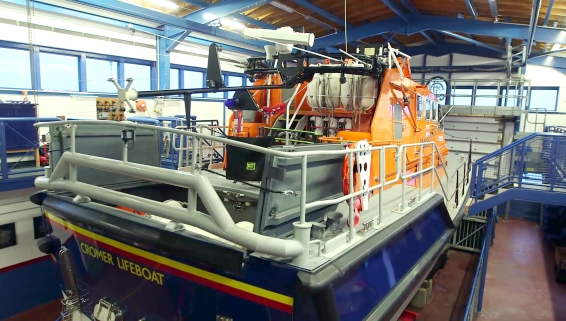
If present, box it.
[457,13,475,40]
[64,0,268,49]
[291,0,353,29]
[397,0,444,43]
[381,0,438,45]
[179,0,275,29]
[183,0,274,24]
[404,43,566,71]
[526,0,543,57]
[312,15,566,49]
[437,30,505,53]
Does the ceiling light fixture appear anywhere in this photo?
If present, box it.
[145,0,179,10]
[220,18,245,30]
[270,1,295,13]
[551,44,561,51]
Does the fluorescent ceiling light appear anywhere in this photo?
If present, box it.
[551,44,561,51]
[145,0,179,9]
[203,13,216,21]
[221,18,245,30]
[271,1,295,13]
[148,7,164,13]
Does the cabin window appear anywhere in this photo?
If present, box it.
[0,222,17,249]
[394,103,403,140]
[432,101,437,121]
[417,95,423,119]
[425,99,431,121]
[33,216,47,239]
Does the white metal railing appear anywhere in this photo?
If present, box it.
[35,120,468,266]
[173,124,226,171]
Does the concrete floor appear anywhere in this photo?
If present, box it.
[415,250,478,321]
[5,298,61,321]
[476,218,566,321]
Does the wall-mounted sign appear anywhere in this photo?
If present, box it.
[427,76,448,104]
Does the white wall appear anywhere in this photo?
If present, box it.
[0,189,45,268]
[0,1,241,125]
[410,52,565,132]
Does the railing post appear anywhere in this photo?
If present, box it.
[430,144,435,194]
[348,151,355,239]
[477,208,494,312]
[292,155,312,266]
[550,137,558,192]
[375,147,385,228]
[455,169,459,207]
[0,122,8,180]
[518,142,526,188]
[69,125,77,182]
[418,144,423,201]
[187,137,198,212]
[400,146,407,210]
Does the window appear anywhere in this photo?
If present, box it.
[417,95,423,119]
[451,88,473,106]
[227,75,243,98]
[40,52,79,91]
[246,77,254,86]
[124,63,151,91]
[170,69,179,90]
[475,88,498,107]
[206,73,225,99]
[86,59,117,92]
[425,99,431,121]
[529,88,558,111]
[184,70,203,98]
[0,48,31,89]
[500,89,528,109]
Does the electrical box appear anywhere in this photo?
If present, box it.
[96,97,127,121]
[0,101,37,151]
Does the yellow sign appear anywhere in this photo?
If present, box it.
[246,162,256,170]
[80,242,164,286]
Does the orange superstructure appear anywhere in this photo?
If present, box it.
[228,55,448,197]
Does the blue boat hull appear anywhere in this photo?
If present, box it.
[34,192,455,321]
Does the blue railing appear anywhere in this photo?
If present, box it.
[470,132,566,199]
[462,209,496,320]
[0,116,61,191]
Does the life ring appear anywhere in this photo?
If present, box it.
[136,100,147,112]
[342,143,362,227]
[116,205,145,216]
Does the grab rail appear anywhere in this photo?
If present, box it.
[34,119,468,265]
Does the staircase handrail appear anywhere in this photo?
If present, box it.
[470,132,566,199]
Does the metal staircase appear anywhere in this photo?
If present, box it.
[467,132,566,216]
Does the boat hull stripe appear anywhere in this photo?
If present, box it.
[45,212,294,313]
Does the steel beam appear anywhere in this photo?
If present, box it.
[291,0,353,28]
[4,0,161,34]
[457,13,474,39]
[65,0,267,48]
[312,15,566,49]
[381,0,438,45]
[542,0,556,52]
[179,0,275,29]
[437,31,505,53]
[184,0,274,24]
[397,0,444,43]
[526,0,543,57]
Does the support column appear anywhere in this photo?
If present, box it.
[156,28,190,90]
